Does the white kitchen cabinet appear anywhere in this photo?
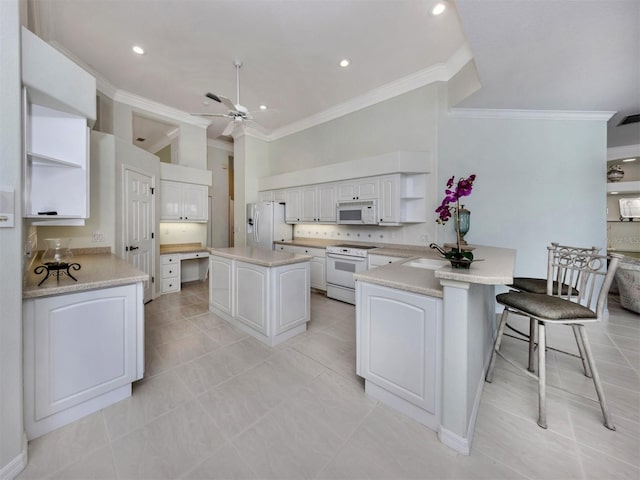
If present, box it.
[299,183,337,223]
[260,189,287,203]
[356,281,442,430]
[284,188,302,223]
[336,178,379,201]
[378,173,427,225]
[209,253,310,346]
[209,255,234,316]
[160,180,208,222]
[277,244,326,290]
[23,283,144,440]
[160,254,180,293]
[368,253,405,268]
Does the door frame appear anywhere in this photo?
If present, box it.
[122,163,156,302]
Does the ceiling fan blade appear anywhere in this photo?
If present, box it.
[205,92,236,111]
[221,120,236,136]
[190,112,229,117]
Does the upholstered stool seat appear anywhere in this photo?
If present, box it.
[496,292,597,321]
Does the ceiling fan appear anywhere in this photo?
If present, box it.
[192,60,262,136]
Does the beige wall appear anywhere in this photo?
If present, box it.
[207,143,232,248]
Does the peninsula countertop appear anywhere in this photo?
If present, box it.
[354,245,516,297]
[209,247,312,267]
[24,253,148,299]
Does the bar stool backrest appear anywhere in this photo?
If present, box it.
[546,245,622,319]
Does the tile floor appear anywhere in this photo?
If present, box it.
[17,281,640,479]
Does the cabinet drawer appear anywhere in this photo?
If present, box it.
[369,254,405,267]
[161,254,180,265]
[276,244,325,258]
[181,251,209,260]
[161,278,180,293]
[161,264,179,279]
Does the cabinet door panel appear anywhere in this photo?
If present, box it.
[300,186,317,222]
[209,257,233,315]
[358,283,440,413]
[284,188,301,223]
[183,184,208,222]
[317,184,337,222]
[275,264,310,334]
[310,258,326,290]
[234,262,268,334]
[33,286,136,420]
[160,181,182,220]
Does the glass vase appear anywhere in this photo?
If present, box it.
[456,207,470,245]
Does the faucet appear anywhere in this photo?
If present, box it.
[429,243,447,256]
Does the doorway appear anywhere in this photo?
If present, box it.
[228,155,234,247]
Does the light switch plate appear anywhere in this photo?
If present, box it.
[0,186,15,228]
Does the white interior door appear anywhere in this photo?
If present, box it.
[124,167,155,303]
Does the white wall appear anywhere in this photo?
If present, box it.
[0,1,26,478]
[437,84,608,279]
[266,84,440,245]
[207,143,232,248]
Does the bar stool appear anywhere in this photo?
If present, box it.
[486,246,622,430]
[507,243,600,373]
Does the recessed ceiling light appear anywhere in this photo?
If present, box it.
[622,158,637,162]
[431,1,447,15]
[339,59,350,68]
[132,45,145,55]
[259,105,267,110]
[610,191,619,194]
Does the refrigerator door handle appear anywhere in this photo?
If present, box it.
[254,209,260,244]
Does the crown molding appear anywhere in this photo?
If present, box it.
[268,43,474,141]
[449,108,615,121]
[113,90,211,128]
[207,138,234,152]
[607,144,640,161]
[48,41,119,98]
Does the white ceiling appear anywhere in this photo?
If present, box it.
[30,0,639,148]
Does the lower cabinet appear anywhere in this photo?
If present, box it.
[23,283,144,440]
[356,281,442,430]
[276,244,326,291]
[161,251,209,294]
[209,255,310,346]
[209,255,233,316]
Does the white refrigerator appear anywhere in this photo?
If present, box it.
[246,201,293,249]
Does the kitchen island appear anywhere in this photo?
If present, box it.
[354,245,515,455]
[23,252,148,440]
[208,247,312,347]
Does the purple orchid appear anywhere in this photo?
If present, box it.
[435,174,476,225]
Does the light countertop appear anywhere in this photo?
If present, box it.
[160,243,208,255]
[209,247,312,267]
[24,253,148,299]
[354,245,516,296]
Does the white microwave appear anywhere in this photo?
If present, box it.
[336,200,378,225]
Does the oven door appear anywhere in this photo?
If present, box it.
[326,253,369,290]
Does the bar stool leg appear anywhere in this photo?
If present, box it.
[528,317,536,373]
[486,308,509,383]
[537,321,547,429]
[577,326,616,430]
[571,325,592,378]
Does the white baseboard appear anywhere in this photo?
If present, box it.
[0,434,27,480]
[438,426,470,455]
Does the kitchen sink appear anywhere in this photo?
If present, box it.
[403,258,448,270]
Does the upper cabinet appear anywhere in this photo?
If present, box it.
[378,174,427,225]
[21,28,96,225]
[300,183,337,223]
[160,180,208,222]
[336,178,379,201]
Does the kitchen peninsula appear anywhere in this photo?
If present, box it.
[354,244,516,455]
[208,247,312,346]
[23,252,147,440]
